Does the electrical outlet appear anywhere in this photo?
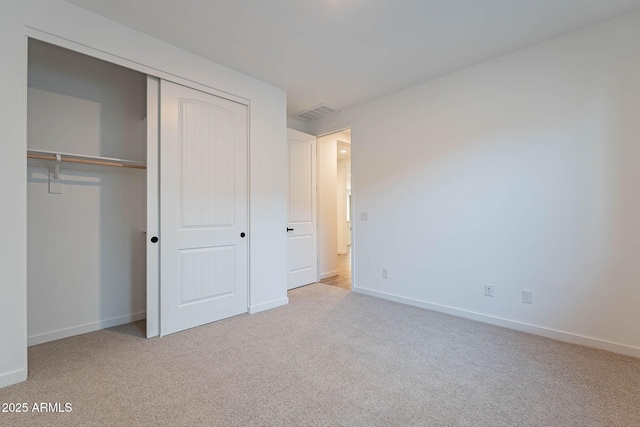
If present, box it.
[484,284,494,297]
[382,268,389,279]
[522,290,533,304]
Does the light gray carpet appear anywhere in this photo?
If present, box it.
[1,283,639,426]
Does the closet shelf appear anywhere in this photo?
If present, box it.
[27,149,146,170]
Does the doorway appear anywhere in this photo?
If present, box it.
[317,129,352,290]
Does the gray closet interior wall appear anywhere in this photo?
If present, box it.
[27,39,147,345]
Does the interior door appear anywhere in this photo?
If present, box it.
[160,79,248,336]
[287,128,318,289]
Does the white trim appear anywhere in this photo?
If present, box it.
[246,102,252,320]
[27,312,147,347]
[20,31,29,388]
[319,270,339,280]
[248,297,288,314]
[0,369,27,389]
[349,128,356,289]
[314,124,353,139]
[353,287,640,359]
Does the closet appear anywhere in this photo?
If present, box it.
[27,39,149,345]
[27,38,250,345]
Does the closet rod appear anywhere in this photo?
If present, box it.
[27,150,146,170]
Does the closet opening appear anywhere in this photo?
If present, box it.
[26,39,151,345]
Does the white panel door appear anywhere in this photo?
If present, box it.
[160,80,248,336]
[287,129,318,289]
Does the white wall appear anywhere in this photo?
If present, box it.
[309,11,640,357]
[317,134,338,279]
[1,0,287,388]
[287,117,311,134]
[27,40,147,345]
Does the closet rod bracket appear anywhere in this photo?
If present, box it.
[49,160,63,195]
[54,154,61,179]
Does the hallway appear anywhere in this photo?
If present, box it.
[319,251,351,290]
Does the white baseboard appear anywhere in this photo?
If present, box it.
[0,368,27,389]
[319,270,339,280]
[28,311,147,347]
[249,297,288,314]
[353,287,640,359]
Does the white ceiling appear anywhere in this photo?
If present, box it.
[65,0,640,118]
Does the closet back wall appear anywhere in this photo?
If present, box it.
[27,40,147,345]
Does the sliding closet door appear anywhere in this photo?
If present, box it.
[160,80,248,336]
[146,76,160,338]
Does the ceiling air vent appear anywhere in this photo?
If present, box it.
[295,104,338,122]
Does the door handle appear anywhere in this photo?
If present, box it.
[287,228,294,232]
[150,236,159,243]
[240,232,246,238]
